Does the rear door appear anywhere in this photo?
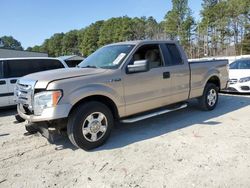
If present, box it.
[160,43,190,103]
[0,61,10,107]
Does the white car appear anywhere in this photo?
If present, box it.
[226,58,250,93]
[0,57,68,108]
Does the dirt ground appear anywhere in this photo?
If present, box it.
[0,93,250,188]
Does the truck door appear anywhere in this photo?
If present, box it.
[123,44,172,116]
[0,61,10,107]
[160,43,190,103]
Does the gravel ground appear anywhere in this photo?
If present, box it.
[0,94,250,188]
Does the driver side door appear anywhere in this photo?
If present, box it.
[122,44,171,116]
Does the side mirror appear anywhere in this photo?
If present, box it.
[127,60,149,74]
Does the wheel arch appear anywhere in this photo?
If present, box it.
[206,75,221,90]
[69,95,120,120]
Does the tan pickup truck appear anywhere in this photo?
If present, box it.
[15,40,229,150]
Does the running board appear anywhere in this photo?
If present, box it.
[121,103,188,123]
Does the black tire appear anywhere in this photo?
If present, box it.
[67,101,114,150]
[15,114,25,123]
[25,123,38,134]
[198,83,219,111]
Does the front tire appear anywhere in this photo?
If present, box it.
[15,114,25,123]
[67,101,114,150]
[199,83,219,111]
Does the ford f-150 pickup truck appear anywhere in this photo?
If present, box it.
[15,40,229,150]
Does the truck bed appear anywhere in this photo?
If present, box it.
[188,59,229,99]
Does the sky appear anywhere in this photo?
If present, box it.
[0,0,202,49]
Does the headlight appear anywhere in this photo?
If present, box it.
[239,77,250,83]
[33,90,62,115]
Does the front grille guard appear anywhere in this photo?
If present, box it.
[15,79,37,113]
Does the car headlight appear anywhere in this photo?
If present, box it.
[33,90,62,115]
[239,77,250,83]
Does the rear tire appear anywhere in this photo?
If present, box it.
[198,83,219,111]
[67,101,114,150]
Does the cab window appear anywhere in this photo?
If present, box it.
[131,44,163,69]
[162,44,183,66]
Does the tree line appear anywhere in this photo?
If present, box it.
[1,0,249,58]
[0,36,23,50]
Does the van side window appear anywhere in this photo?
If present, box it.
[6,60,38,77]
[0,61,3,79]
[41,59,64,70]
[6,59,64,78]
[131,44,163,69]
[165,44,183,66]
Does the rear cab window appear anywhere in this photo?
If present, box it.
[161,43,183,66]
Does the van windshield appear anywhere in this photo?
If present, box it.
[79,45,134,69]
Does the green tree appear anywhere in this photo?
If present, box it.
[164,0,194,40]
[47,33,64,56]
[145,16,159,39]
[62,30,79,55]
[164,0,195,56]
[98,18,120,46]
[26,45,42,52]
[81,21,104,56]
[131,17,146,40]
[199,0,249,56]
[227,0,250,55]
[115,16,134,41]
[242,33,250,54]
[0,36,23,50]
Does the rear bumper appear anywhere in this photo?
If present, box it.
[17,103,72,122]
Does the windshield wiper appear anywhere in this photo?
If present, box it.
[81,65,98,69]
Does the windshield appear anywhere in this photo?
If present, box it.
[79,45,134,69]
[229,60,250,69]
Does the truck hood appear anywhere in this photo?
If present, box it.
[229,69,250,79]
[20,68,107,88]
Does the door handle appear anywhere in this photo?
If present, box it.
[0,80,6,85]
[10,79,17,84]
[163,72,170,79]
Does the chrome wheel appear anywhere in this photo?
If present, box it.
[207,89,217,107]
[82,112,108,142]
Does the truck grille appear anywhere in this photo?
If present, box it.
[229,79,238,85]
[15,80,36,112]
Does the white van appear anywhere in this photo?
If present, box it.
[0,57,68,108]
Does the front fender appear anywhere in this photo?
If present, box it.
[67,83,125,117]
